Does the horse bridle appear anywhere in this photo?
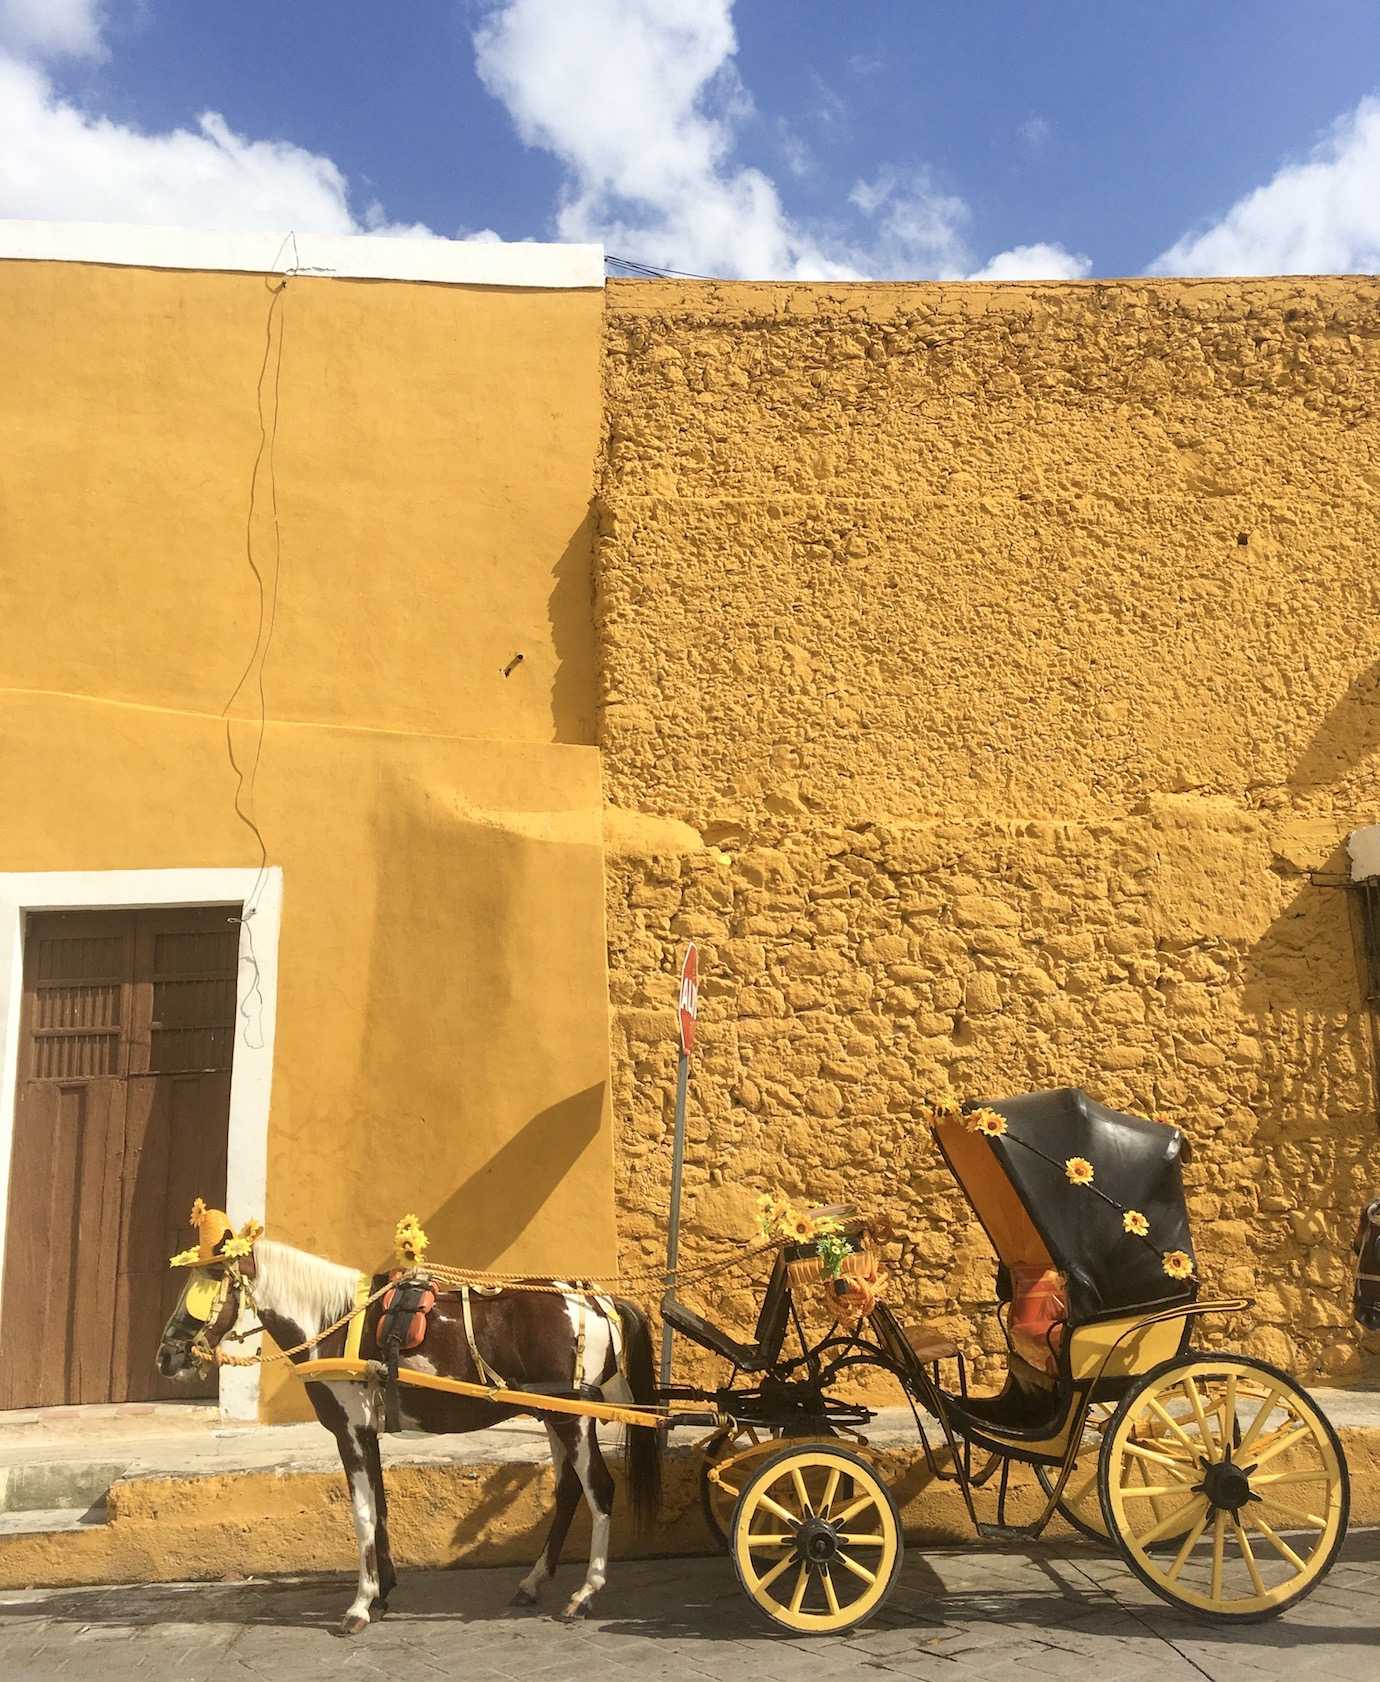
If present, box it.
[180,1254,262,1371]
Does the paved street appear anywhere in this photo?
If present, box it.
[1,1530,1376,1682]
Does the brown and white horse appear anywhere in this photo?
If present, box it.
[156,1239,661,1633]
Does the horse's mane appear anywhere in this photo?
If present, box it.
[253,1237,358,1334]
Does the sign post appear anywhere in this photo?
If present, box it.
[659,941,698,1389]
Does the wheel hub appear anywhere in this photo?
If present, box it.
[1197,1456,1255,1516]
[794,1515,840,1564]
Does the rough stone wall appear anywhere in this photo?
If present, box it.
[598,276,1380,1390]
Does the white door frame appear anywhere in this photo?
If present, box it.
[0,867,282,1420]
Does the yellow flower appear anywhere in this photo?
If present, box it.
[168,1246,201,1268]
[756,1192,777,1213]
[782,1208,816,1243]
[972,1108,1007,1137]
[394,1213,430,1266]
[1162,1250,1195,1280]
[221,1235,254,1259]
[189,1196,208,1225]
[814,1215,844,1237]
[1064,1157,1095,1187]
[928,1096,961,1126]
[1123,1210,1150,1237]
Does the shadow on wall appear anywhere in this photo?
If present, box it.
[548,504,598,748]
[350,759,612,1273]
[1288,658,1380,793]
[417,1083,608,1271]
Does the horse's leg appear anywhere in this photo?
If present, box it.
[513,1421,582,1606]
[363,1425,396,1613]
[561,1418,615,1620]
[324,1385,383,1635]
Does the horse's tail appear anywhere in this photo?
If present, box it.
[615,1298,662,1529]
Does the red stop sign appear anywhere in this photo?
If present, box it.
[678,943,699,1056]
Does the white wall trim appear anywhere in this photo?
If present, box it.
[0,220,604,289]
[0,867,282,1421]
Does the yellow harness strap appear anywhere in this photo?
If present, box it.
[461,1284,509,1389]
[343,1272,371,1363]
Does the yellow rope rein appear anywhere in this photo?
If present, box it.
[210,1237,787,1369]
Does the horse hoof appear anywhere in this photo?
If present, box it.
[370,1598,389,1620]
[560,1598,590,1621]
[511,1586,539,1608]
[341,1613,370,1636]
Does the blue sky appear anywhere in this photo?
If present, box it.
[2,1,1379,278]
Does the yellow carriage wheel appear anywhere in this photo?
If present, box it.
[1038,1398,1204,1546]
[699,1426,783,1550]
[730,1444,902,1635]
[1099,1354,1349,1622]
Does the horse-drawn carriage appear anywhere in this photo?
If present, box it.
[160,1087,1350,1638]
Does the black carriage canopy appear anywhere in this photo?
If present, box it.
[934,1087,1196,1325]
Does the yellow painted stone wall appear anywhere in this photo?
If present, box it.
[599,276,1380,1390]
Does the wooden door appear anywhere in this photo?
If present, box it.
[0,906,238,1409]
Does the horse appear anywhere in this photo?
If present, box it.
[156,1237,662,1634]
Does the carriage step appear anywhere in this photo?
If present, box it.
[0,1504,109,1538]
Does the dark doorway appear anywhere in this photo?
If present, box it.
[0,906,238,1407]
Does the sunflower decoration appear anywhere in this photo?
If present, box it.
[394,1213,430,1268]
[189,1196,208,1225]
[221,1219,263,1261]
[970,1107,1008,1138]
[168,1246,201,1268]
[1122,1209,1150,1237]
[783,1207,817,1244]
[1064,1156,1095,1187]
[1162,1249,1195,1281]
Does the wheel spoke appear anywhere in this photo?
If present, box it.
[789,1563,809,1614]
[1232,1517,1266,1597]
[1146,1396,1201,1454]
[1259,1496,1327,1530]
[836,1550,876,1586]
[1236,1386,1284,1456]
[1251,1424,1312,1470]
[756,1492,802,1528]
[1135,1496,1207,1548]
[822,1565,841,1616]
[1120,1441,1195,1480]
[1253,1468,1328,1488]
[820,1466,841,1517]
[1210,1511,1226,1602]
[1119,1484,1195,1499]
[1182,1376,1216,1458]
[746,1533,794,1548]
[836,1533,888,1545]
[1247,1512,1308,1574]
[1165,1504,1211,1581]
[1222,1371,1236,1448]
[831,1492,876,1528]
[791,1466,812,1516]
[754,1550,797,1593]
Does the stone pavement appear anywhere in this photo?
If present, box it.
[1,1529,1376,1682]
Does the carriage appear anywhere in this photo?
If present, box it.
[160,1087,1351,1638]
[659,1088,1351,1633]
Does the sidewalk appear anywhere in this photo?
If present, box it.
[1,1389,1377,1589]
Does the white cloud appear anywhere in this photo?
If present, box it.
[968,241,1090,281]
[473,0,1085,281]
[1153,96,1380,276]
[0,49,433,236]
[0,0,104,61]
[847,52,884,77]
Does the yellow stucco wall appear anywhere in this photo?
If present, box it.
[0,259,613,1419]
[599,276,1380,1390]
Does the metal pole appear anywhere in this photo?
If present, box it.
[659,1047,691,1389]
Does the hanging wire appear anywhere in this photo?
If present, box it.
[222,232,298,1048]
[605,252,721,281]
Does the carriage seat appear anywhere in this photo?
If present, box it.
[659,1252,790,1375]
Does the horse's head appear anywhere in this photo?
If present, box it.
[156,1198,260,1380]
[157,1261,246,1379]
